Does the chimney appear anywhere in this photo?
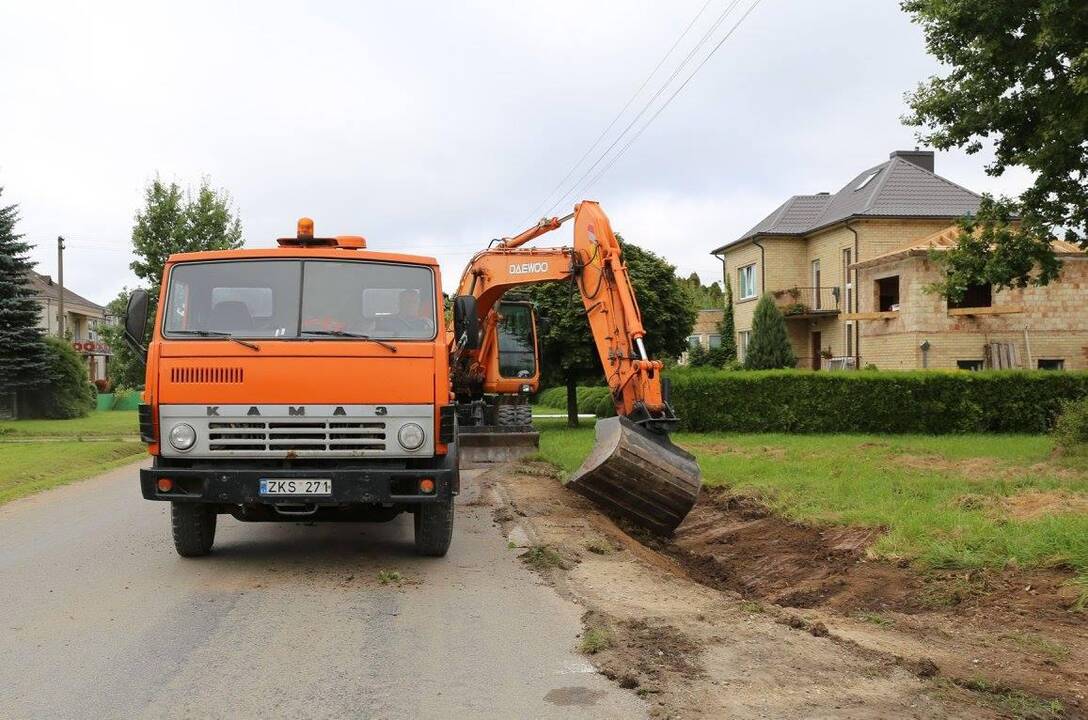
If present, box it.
[889,149,934,172]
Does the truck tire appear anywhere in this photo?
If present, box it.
[171,503,217,557]
[414,495,454,557]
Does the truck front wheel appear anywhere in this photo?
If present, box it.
[171,503,217,557]
[414,495,454,557]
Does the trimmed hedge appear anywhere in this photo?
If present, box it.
[542,369,1088,434]
[667,369,1088,434]
[537,385,616,416]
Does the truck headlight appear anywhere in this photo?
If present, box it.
[168,423,196,451]
[397,422,425,450]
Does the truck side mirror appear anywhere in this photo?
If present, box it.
[124,289,149,360]
[453,295,480,350]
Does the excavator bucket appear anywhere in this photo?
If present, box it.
[565,416,701,535]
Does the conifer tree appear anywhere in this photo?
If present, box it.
[744,294,796,370]
[0,188,50,404]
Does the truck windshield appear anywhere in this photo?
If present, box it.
[163,259,437,340]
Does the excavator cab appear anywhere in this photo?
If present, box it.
[456,300,542,467]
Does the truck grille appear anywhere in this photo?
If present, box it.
[207,420,386,452]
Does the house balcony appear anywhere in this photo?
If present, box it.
[70,337,111,356]
[770,287,841,320]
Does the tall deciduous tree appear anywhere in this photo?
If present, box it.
[529,236,696,425]
[99,289,146,389]
[744,294,796,370]
[902,0,1088,296]
[130,177,244,313]
[0,188,51,408]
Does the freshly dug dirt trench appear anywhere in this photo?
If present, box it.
[486,462,1087,719]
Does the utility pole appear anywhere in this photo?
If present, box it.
[57,236,65,338]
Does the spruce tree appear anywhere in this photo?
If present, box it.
[744,294,796,370]
[718,275,737,364]
[0,188,50,404]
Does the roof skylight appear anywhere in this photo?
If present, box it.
[855,170,880,191]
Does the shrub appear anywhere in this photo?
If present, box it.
[551,370,1088,434]
[19,337,95,419]
[744,295,796,370]
[665,368,1088,434]
[1054,397,1088,452]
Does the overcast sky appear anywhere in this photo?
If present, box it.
[0,0,1032,305]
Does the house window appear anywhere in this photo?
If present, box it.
[957,360,984,371]
[738,264,757,300]
[842,248,853,311]
[1038,359,1065,371]
[876,276,900,312]
[811,259,822,310]
[737,330,751,361]
[844,321,854,357]
[708,334,722,349]
[948,283,992,310]
[686,335,701,349]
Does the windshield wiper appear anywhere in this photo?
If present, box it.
[171,329,260,351]
[301,329,398,353]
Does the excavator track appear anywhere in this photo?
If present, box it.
[566,416,701,535]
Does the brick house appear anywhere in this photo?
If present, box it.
[710,150,1088,370]
[679,309,725,364]
[29,272,112,382]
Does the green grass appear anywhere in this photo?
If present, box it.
[0,410,139,438]
[535,418,1088,576]
[579,626,614,654]
[0,440,146,504]
[377,569,403,585]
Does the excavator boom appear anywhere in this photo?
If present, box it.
[452,202,701,533]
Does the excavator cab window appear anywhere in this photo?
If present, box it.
[496,301,537,378]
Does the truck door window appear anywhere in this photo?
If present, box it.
[497,303,536,378]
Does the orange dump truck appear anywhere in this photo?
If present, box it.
[123,220,458,557]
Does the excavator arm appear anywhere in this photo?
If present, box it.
[455,201,674,430]
[451,201,701,534]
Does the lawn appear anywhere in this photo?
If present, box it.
[534,416,1088,575]
[0,411,145,505]
[0,410,139,438]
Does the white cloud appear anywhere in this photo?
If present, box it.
[0,0,1034,303]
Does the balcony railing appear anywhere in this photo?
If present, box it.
[770,287,841,318]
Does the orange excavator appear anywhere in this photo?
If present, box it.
[449,201,701,534]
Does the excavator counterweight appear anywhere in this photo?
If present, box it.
[451,201,701,533]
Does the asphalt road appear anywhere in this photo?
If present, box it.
[1,461,644,719]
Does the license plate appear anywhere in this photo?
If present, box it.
[259,479,332,496]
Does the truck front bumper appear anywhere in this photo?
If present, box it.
[140,465,455,505]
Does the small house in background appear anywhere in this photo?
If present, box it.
[679,309,724,364]
[711,149,1088,370]
[29,272,112,382]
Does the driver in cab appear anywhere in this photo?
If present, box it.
[377,289,434,337]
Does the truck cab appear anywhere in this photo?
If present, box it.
[125,220,458,557]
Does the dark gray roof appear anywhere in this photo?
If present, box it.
[712,152,983,254]
[29,272,105,312]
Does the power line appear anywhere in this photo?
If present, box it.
[574,0,763,199]
[517,0,717,228]
[541,0,746,219]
